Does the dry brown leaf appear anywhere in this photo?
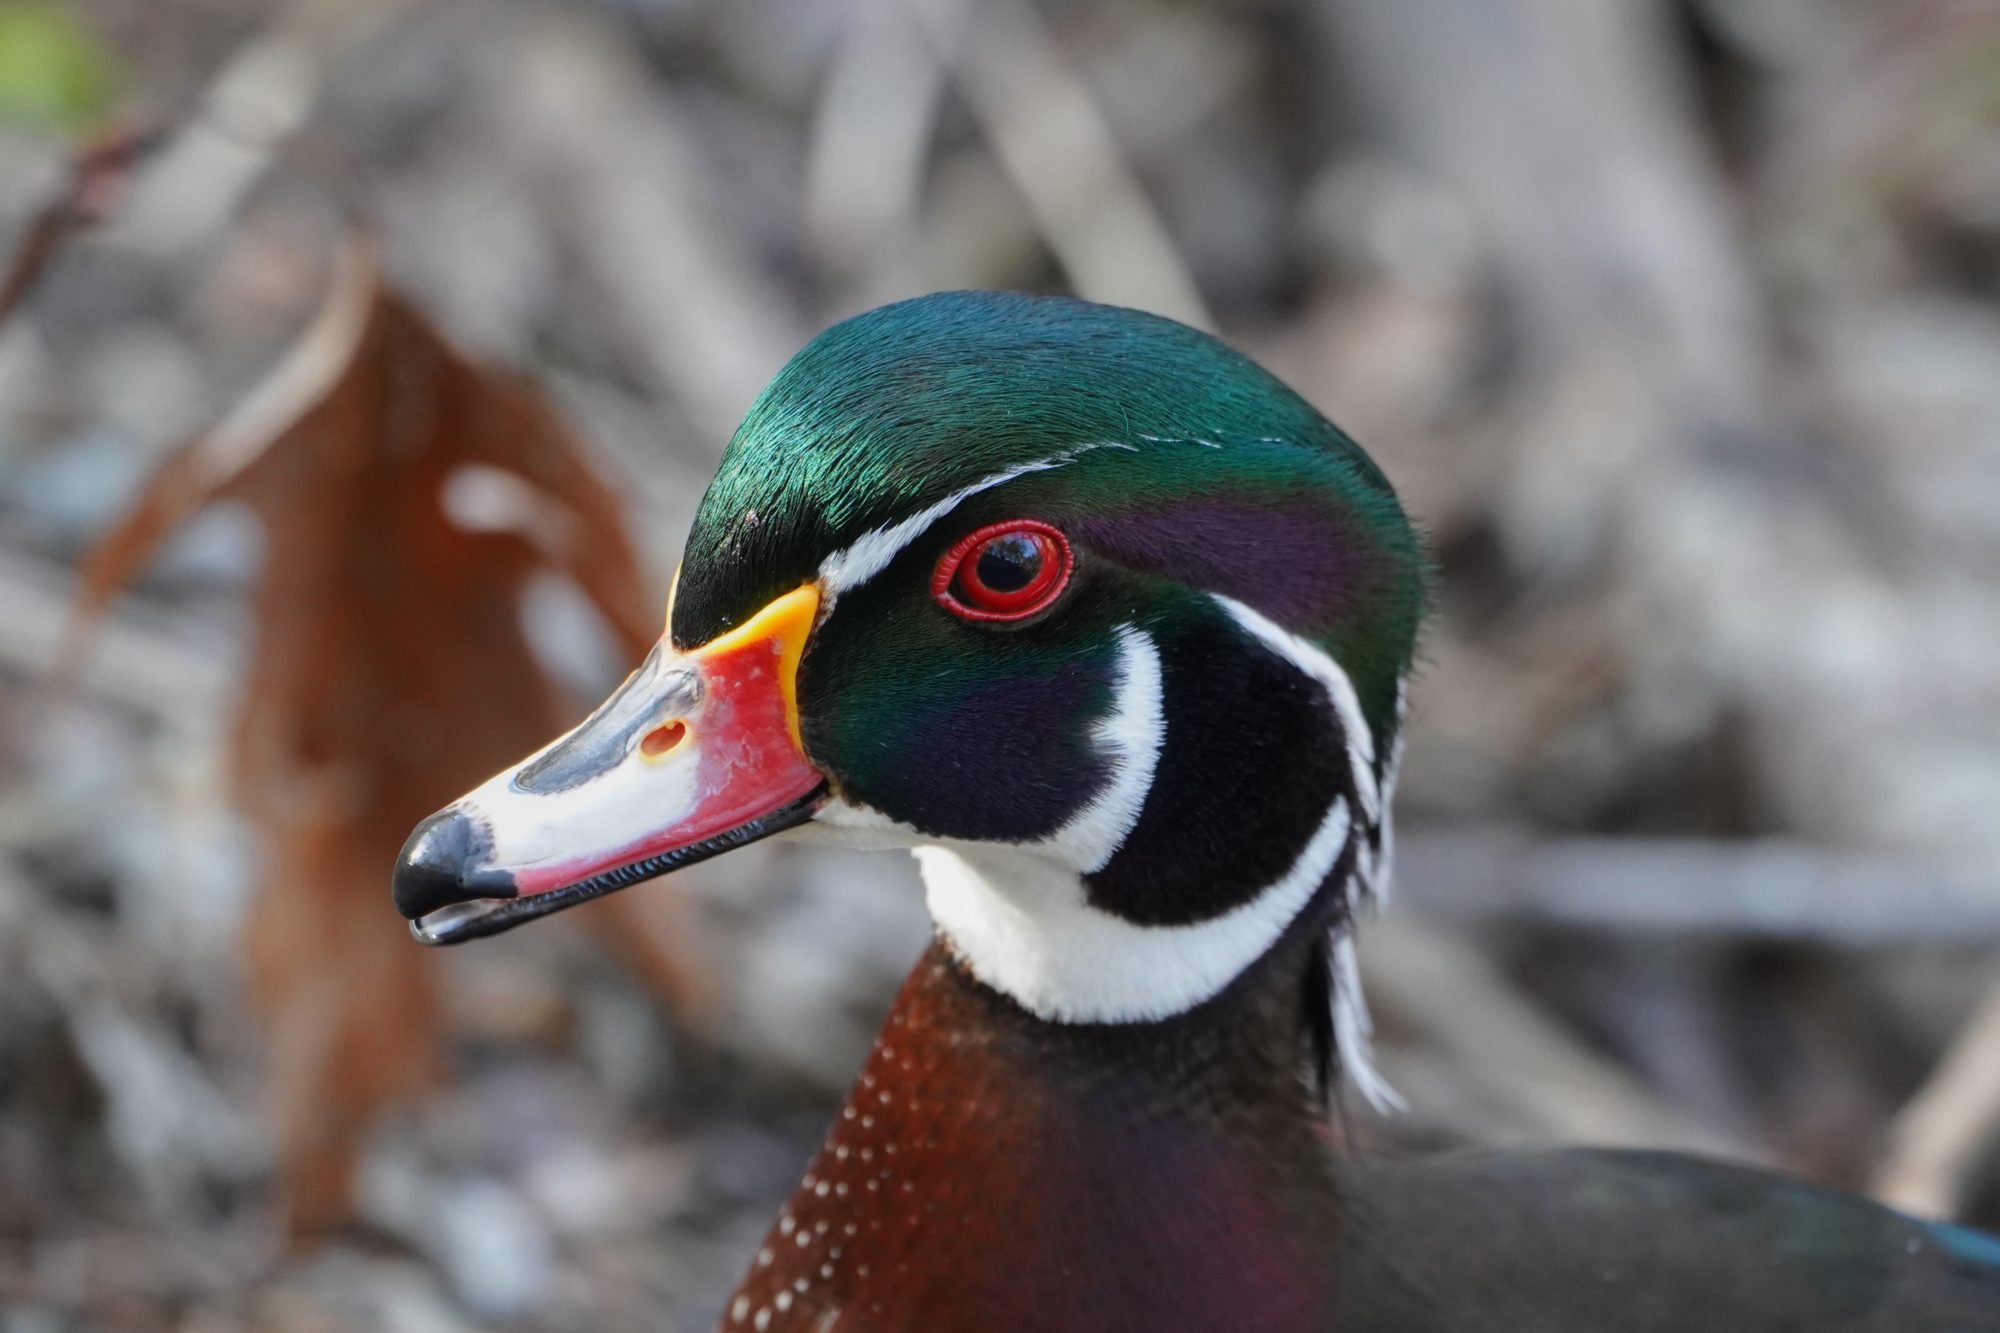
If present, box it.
[70,237,705,1237]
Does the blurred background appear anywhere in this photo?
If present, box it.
[2,0,1999,1327]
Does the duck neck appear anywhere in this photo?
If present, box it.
[721,920,1346,1333]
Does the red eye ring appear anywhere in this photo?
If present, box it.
[932,520,1073,623]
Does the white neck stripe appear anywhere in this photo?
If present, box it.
[1209,595,1398,1104]
[1332,932,1401,1111]
[1371,680,1408,906]
[1214,595,1381,828]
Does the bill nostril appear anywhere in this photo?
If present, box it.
[391,807,515,919]
[640,720,687,758]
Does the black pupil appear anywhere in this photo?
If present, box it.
[973,533,1043,593]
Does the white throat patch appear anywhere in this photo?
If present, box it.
[920,795,1353,1024]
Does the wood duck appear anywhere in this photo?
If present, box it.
[391,291,2000,1331]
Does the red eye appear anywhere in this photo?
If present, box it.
[933,520,1073,622]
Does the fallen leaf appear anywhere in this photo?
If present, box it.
[70,237,706,1237]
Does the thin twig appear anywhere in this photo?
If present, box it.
[901,0,1212,329]
[0,545,228,724]
[1362,915,1755,1158]
[503,13,806,450]
[803,5,946,295]
[1872,980,2000,1219]
[0,125,162,326]
[1396,828,2000,944]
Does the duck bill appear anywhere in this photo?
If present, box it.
[393,585,826,946]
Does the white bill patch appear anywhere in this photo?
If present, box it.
[455,726,707,880]
[449,651,710,883]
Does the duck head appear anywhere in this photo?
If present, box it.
[394,290,1423,1066]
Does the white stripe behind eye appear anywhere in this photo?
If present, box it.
[816,444,1121,600]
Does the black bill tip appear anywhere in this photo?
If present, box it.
[391,807,516,921]
[402,785,828,948]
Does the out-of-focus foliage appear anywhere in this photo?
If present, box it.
[0,3,118,131]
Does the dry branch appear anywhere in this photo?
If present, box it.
[804,6,946,295]
[1395,829,2000,944]
[501,14,806,451]
[1361,916,1753,1159]
[902,0,1212,330]
[1873,980,2000,1219]
[0,546,227,723]
[0,126,160,326]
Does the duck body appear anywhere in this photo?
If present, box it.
[1344,1150,2000,1332]
[391,291,2000,1332]
[729,929,2000,1333]
[726,926,1346,1333]
[728,932,1336,1328]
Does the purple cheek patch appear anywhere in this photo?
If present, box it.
[877,661,1112,843]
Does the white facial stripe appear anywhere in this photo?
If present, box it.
[1041,626,1164,874]
[816,444,1120,600]
[804,795,918,845]
[803,625,1161,869]
[923,795,1353,1023]
[1214,595,1381,828]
